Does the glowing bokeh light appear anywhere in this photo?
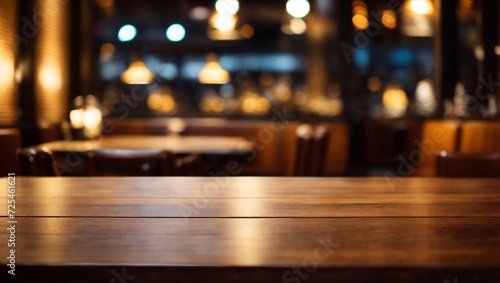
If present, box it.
[166,24,186,42]
[118,24,137,42]
[286,0,310,19]
[215,0,240,16]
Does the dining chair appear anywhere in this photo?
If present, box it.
[37,122,66,143]
[0,128,22,176]
[436,151,500,177]
[86,149,175,176]
[459,121,500,153]
[292,124,330,176]
[175,154,202,176]
[413,119,462,176]
[17,148,60,176]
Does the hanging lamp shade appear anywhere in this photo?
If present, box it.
[121,59,154,84]
[198,53,229,84]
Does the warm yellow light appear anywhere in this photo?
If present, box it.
[353,6,368,16]
[82,106,102,138]
[240,92,270,115]
[200,94,226,114]
[415,80,434,102]
[286,0,311,19]
[308,96,343,117]
[198,54,230,84]
[240,24,254,39]
[407,0,433,15]
[121,60,154,84]
[210,12,237,32]
[382,85,409,118]
[39,66,63,92]
[382,10,397,28]
[83,107,102,129]
[69,109,84,129]
[35,0,69,124]
[147,92,177,115]
[352,14,369,30]
[352,0,367,9]
[0,56,14,88]
[289,18,307,34]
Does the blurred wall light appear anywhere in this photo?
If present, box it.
[0,0,18,124]
[352,1,368,30]
[382,84,409,118]
[286,0,311,19]
[290,18,307,34]
[198,54,230,84]
[210,12,238,31]
[282,18,307,35]
[413,79,437,116]
[70,95,102,139]
[407,0,433,15]
[240,91,271,115]
[402,0,434,36]
[121,59,154,84]
[382,10,397,29]
[215,0,240,16]
[84,96,102,139]
[118,24,137,42]
[147,87,177,115]
[35,0,69,124]
[166,23,186,42]
[308,95,344,117]
[200,91,226,114]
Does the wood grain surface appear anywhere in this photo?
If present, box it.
[0,176,498,282]
[1,177,499,218]
[34,135,253,155]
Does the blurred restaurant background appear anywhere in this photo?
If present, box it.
[0,0,499,176]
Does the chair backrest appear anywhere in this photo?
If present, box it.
[37,123,65,143]
[459,121,500,153]
[292,124,330,176]
[175,154,202,176]
[436,151,500,177]
[414,120,461,176]
[0,128,22,176]
[86,149,175,176]
[293,124,313,176]
[18,148,60,176]
[323,122,349,176]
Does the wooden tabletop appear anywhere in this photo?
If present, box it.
[34,135,253,155]
[0,177,499,282]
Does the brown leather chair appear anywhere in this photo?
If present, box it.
[86,149,175,176]
[414,120,462,176]
[323,122,349,176]
[17,148,60,176]
[436,151,500,178]
[292,124,330,176]
[37,123,66,143]
[0,128,22,176]
[175,154,202,176]
[459,121,500,154]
